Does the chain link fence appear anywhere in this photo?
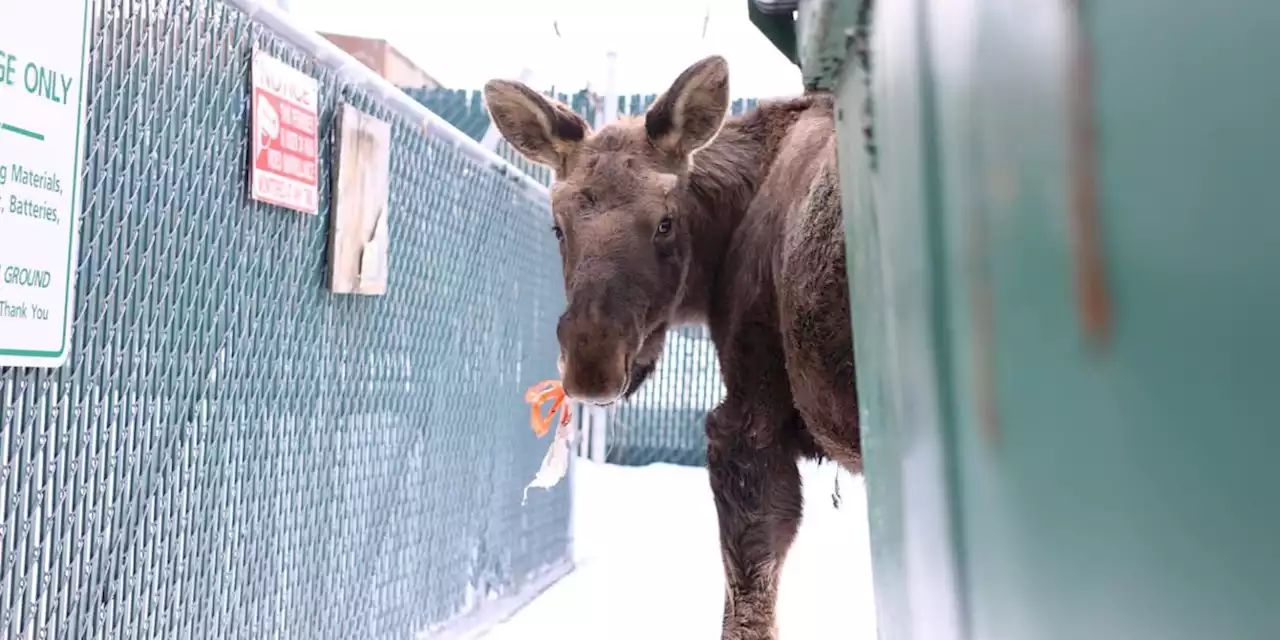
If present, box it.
[406,90,747,467]
[0,1,572,638]
[604,326,724,466]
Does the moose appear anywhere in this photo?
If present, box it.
[484,55,859,640]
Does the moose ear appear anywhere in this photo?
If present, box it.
[644,55,730,159]
[483,79,589,175]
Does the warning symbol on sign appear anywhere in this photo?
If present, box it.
[250,49,319,215]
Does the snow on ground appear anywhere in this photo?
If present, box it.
[486,458,878,639]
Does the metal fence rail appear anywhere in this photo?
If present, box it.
[0,1,570,638]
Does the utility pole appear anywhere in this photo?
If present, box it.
[602,51,619,126]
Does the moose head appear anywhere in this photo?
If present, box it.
[484,56,731,404]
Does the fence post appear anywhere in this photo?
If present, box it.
[589,405,608,463]
[602,51,619,125]
[575,401,590,458]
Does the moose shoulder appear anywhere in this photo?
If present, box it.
[483,55,860,640]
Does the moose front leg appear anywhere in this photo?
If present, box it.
[706,404,803,640]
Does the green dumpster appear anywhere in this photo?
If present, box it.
[774,1,1280,638]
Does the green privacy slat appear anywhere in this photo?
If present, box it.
[0,1,572,638]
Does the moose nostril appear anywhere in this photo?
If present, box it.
[555,313,572,345]
[554,294,636,403]
[557,341,630,404]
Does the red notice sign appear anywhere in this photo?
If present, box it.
[250,49,319,215]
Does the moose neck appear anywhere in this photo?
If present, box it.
[672,100,808,324]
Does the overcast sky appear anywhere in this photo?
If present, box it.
[289,0,803,99]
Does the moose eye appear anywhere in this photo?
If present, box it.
[656,216,673,236]
[552,225,564,241]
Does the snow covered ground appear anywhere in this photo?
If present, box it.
[486,458,878,639]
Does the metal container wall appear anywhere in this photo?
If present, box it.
[801,1,1280,638]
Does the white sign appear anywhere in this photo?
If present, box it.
[250,49,319,215]
[0,0,92,368]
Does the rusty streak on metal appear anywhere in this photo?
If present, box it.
[1068,0,1112,349]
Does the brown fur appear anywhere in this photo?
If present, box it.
[484,56,859,640]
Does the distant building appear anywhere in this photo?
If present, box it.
[319,32,443,90]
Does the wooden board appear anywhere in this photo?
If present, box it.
[328,103,392,295]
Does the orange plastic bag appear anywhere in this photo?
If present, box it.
[521,379,576,505]
[524,379,572,437]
